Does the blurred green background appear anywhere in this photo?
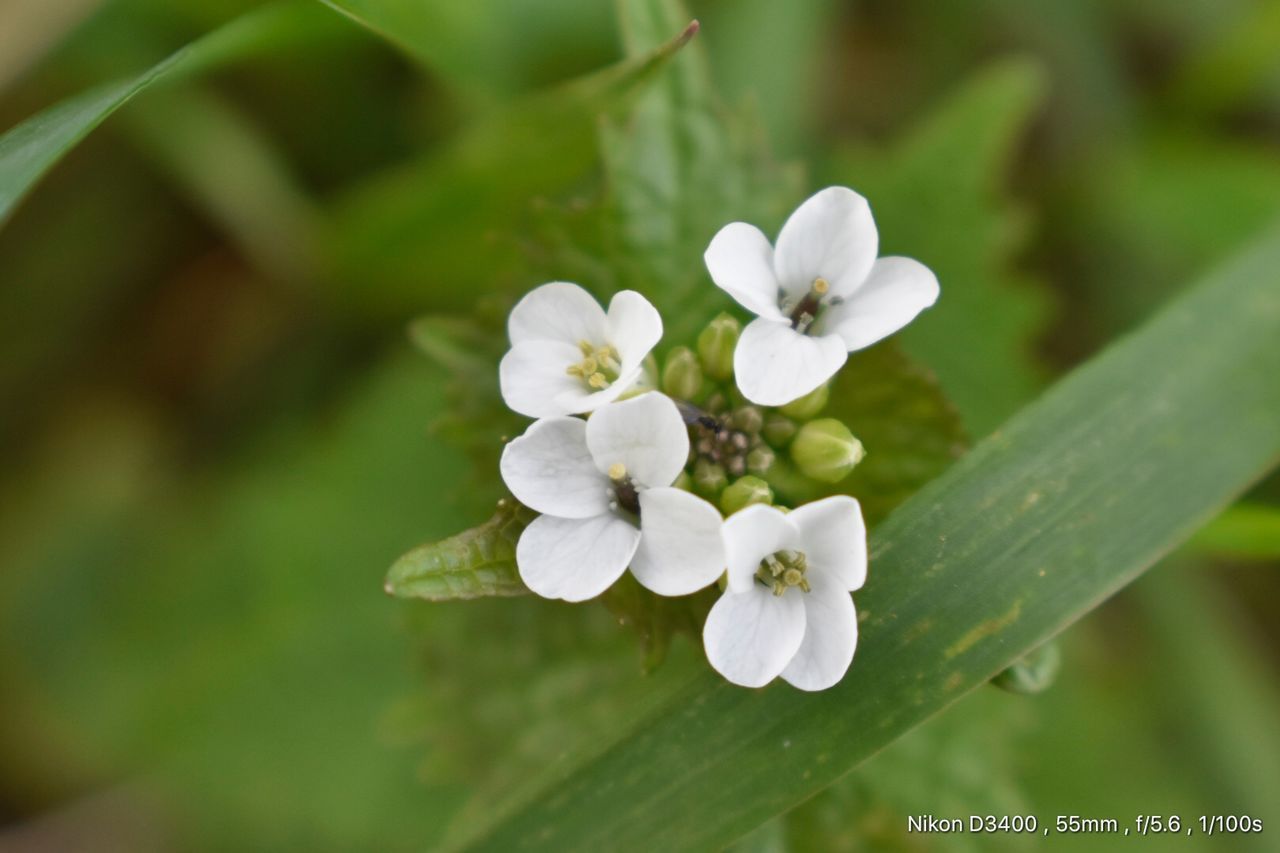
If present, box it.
[1,0,1278,850]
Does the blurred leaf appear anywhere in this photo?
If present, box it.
[124,85,320,283]
[990,641,1061,694]
[316,0,614,96]
[0,0,337,228]
[0,0,107,92]
[462,222,1280,850]
[1187,503,1280,560]
[1166,0,1280,118]
[325,16,701,317]
[831,59,1052,436]
[702,0,837,155]
[1132,567,1280,842]
[385,499,531,601]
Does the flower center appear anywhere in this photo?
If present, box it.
[786,277,839,335]
[566,340,622,390]
[755,550,810,596]
[607,462,641,516]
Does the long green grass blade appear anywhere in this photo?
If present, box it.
[0,0,335,228]
[462,225,1280,850]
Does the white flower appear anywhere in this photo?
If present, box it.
[704,186,939,406]
[703,497,866,690]
[499,282,662,418]
[500,392,725,602]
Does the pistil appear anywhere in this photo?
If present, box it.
[788,277,830,333]
[607,462,641,516]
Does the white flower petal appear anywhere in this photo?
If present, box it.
[733,318,848,407]
[703,585,806,688]
[508,281,607,347]
[781,586,858,691]
[821,256,939,352]
[516,513,641,602]
[606,291,663,373]
[585,392,688,487]
[703,223,786,321]
[499,340,591,418]
[722,504,801,593]
[630,487,726,596]
[773,186,878,299]
[500,417,609,518]
[788,495,868,591]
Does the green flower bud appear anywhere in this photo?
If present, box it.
[779,382,829,419]
[746,444,776,475]
[672,470,694,492]
[730,405,763,434]
[762,413,797,447]
[697,313,740,381]
[661,346,703,400]
[693,457,728,498]
[720,475,773,515]
[791,418,865,483]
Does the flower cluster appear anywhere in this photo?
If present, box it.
[497,187,937,690]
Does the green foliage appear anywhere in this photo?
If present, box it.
[462,225,1280,850]
[830,60,1052,437]
[386,499,532,601]
[1189,503,1280,561]
[0,1,337,227]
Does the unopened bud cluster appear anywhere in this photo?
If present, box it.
[655,313,866,510]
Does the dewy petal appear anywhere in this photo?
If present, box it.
[499,340,593,419]
[722,504,801,593]
[734,318,848,407]
[773,186,878,299]
[703,222,786,321]
[630,487,726,596]
[781,585,858,691]
[704,585,806,688]
[585,392,688,487]
[507,281,607,347]
[500,417,609,518]
[606,290,663,374]
[821,256,940,352]
[788,495,868,591]
[516,513,641,602]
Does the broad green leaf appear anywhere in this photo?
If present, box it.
[0,0,338,228]
[1188,503,1280,560]
[462,223,1280,850]
[830,60,1052,436]
[325,16,700,317]
[386,499,532,600]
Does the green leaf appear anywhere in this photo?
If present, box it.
[460,223,1280,850]
[325,15,701,317]
[830,60,1052,436]
[822,342,967,525]
[0,0,338,228]
[386,499,532,601]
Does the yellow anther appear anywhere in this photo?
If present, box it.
[783,568,803,587]
[608,462,628,481]
[566,364,583,377]
[588,372,609,389]
[578,340,596,356]
[813,277,830,295]
[580,355,598,374]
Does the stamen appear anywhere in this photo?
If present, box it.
[608,463,628,481]
[754,549,811,595]
[588,372,609,389]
